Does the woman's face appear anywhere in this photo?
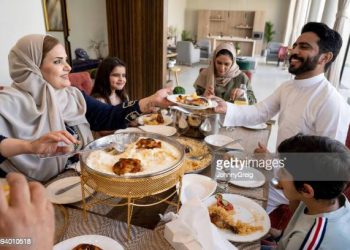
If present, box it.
[214,54,233,76]
[40,44,71,89]
[109,66,126,91]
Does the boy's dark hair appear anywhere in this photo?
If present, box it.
[301,22,342,71]
[91,57,128,104]
[278,134,350,200]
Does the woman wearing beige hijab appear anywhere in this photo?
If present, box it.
[194,42,256,104]
[0,34,171,182]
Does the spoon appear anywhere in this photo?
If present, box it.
[38,142,117,159]
[188,139,242,160]
[54,181,81,195]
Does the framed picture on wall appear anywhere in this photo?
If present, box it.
[42,0,64,31]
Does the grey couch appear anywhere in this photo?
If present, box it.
[266,42,283,65]
[197,39,212,59]
[176,41,201,66]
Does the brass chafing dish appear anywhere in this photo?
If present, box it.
[79,132,185,239]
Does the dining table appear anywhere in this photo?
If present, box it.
[50,124,273,250]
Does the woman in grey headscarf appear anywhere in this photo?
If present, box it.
[194,42,256,104]
[0,34,171,182]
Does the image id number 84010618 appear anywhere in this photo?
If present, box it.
[0,238,31,246]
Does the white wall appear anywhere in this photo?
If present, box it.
[184,0,290,42]
[0,0,46,85]
[67,0,109,59]
[168,0,187,42]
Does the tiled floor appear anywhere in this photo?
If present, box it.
[169,57,292,152]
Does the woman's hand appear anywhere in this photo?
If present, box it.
[139,87,172,113]
[0,131,78,158]
[204,86,214,97]
[230,88,244,102]
[211,96,227,113]
[29,131,79,155]
[0,173,55,250]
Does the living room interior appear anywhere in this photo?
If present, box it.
[0,1,349,107]
[1,1,350,247]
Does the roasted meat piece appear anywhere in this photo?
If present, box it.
[72,243,102,250]
[113,158,142,175]
[185,97,208,106]
[156,112,164,124]
[136,138,161,149]
[215,193,234,212]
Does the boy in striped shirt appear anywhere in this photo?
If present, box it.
[272,134,350,250]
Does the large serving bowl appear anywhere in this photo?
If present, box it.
[80,132,185,198]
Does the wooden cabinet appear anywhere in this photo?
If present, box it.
[197,10,210,40]
[197,10,265,55]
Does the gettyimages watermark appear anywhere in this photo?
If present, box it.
[215,153,350,182]
[215,155,285,181]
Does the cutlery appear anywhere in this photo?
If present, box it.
[169,105,192,114]
[54,181,81,195]
[188,139,242,160]
[38,142,117,159]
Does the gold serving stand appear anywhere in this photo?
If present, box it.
[78,132,185,240]
[79,163,184,239]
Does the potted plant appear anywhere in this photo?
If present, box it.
[168,26,178,46]
[88,39,107,59]
[262,21,276,56]
[181,30,193,42]
[235,42,241,55]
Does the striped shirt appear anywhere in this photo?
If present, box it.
[278,195,350,250]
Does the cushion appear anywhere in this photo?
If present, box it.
[68,72,93,95]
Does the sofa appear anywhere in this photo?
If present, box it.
[176,41,201,66]
[71,48,101,73]
[197,39,211,59]
[68,72,93,95]
[266,42,283,65]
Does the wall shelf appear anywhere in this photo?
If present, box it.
[234,25,253,29]
[209,18,225,22]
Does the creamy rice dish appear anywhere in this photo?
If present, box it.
[86,137,181,176]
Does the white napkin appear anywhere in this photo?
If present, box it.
[163,197,237,250]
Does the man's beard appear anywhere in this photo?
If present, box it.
[288,54,320,75]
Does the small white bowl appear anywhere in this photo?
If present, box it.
[138,125,177,137]
[176,174,217,204]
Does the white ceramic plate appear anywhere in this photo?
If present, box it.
[176,174,217,204]
[53,234,124,250]
[138,125,177,137]
[167,94,217,110]
[114,127,142,134]
[229,167,266,188]
[203,194,270,242]
[137,113,172,126]
[204,134,244,151]
[242,124,268,130]
[46,176,94,204]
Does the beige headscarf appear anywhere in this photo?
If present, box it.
[0,34,93,182]
[194,42,241,90]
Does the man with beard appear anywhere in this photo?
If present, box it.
[214,22,350,214]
